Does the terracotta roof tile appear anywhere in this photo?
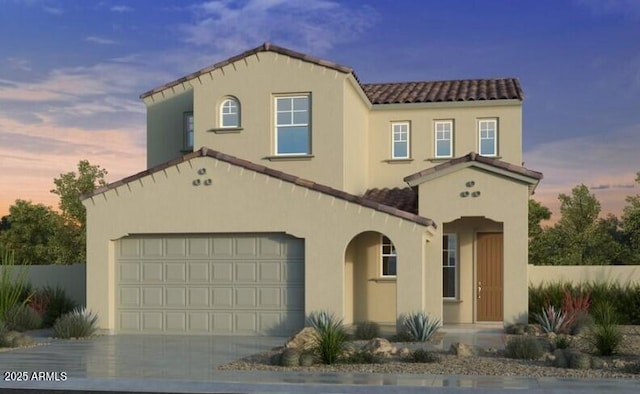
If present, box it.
[83,148,436,228]
[362,187,418,215]
[362,79,523,104]
[140,43,523,104]
[404,152,543,184]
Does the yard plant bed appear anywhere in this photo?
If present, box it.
[218,326,640,379]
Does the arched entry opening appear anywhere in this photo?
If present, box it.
[343,231,397,327]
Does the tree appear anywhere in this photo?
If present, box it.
[621,172,640,263]
[0,200,63,264]
[528,199,553,265]
[529,184,625,265]
[51,160,108,228]
[528,199,551,238]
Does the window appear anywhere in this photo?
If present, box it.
[391,122,410,159]
[435,120,453,158]
[184,112,194,150]
[220,98,240,128]
[442,234,457,298]
[275,95,310,155]
[381,236,397,277]
[478,119,497,156]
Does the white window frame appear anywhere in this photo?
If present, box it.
[381,235,397,277]
[443,233,458,299]
[275,95,310,155]
[391,122,410,159]
[478,119,498,156]
[220,98,240,128]
[434,120,453,158]
[183,112,194,150]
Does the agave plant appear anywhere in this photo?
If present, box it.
[403,311,440,342]
[532,305,569,334]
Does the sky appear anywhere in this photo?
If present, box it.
[1,0,639,222]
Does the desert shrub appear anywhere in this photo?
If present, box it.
[623,360,640,374]
[342,349,383,364]
[504,336,544,360]
[403,311,440,342]
[569,311,595,335]
[306,310,348,365]
[389,330,415,342]
[53,308,98,339]
[406,349,441,363]
[0,330,35,348]
[354,321,380,340]
[553,335,572,350]
[532,305,569,334]
[280,348,301,367]
[3,304,42,331]
[35,286,77,327]
[587,301,622,356]
[530,281,640,325]
[0,247,32,318]
[0,319,6,334]
[299,351,315,367]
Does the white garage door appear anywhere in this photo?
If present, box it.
[116,233,305,335]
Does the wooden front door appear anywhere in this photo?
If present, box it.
[476,233,503,321]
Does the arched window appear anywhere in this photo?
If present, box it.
[220,97,240,128]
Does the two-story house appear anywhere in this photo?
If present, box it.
[82,43,542,335]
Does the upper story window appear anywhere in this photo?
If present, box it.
[183,112,194,150]
[435,120,453,158]
[443,233,457,298]
[391,122,410,159]
[220,97,240,128]
[275,95,310,155]
[478,119,497,156]
[381,235,397,277]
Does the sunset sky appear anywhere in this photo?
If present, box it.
[1,0,639,222]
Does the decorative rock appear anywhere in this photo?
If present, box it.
[449,342,474,357]
[590,357,604,369]
[284,327,317,350]
[398,347,411,358]
[362,338,397,357]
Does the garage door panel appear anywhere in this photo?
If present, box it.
[212,288,233,307]
[117,233,304,335]
[142,238,163,257]
[142,288,163,307]
[119,263,140,282]
[188,287,209,307]
[188,263,209,281]
[212,263,233,282]
[166,263,186,281]
[235,262,257,282]
[235,288,257,307]
[142,262,163,281]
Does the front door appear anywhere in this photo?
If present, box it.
[476,232,503,321]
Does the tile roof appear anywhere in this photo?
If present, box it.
[83,148,436,228]
[362,79,523,104]
[362,187,418,215]
[140,42,353,99]
[140,43,523,104]
[404,152,543,184]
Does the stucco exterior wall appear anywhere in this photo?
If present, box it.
[146,90,193,168]
[188,51,348,192]
[417,166,530,324]
[342,78,370,194]
[84,156,436,331]
[367,103,522,189]
[528,265,640,285]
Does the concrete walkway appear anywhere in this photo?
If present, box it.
[0,327,637,393]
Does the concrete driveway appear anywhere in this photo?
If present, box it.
[0,330,638,393]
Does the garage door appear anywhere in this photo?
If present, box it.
[116,233,305,335]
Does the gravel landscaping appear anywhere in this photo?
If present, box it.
[218,326,640,379]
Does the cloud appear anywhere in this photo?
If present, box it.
[6,57,32,71]
[575,0,640,18]
[181,0,378,56]
[43,6,63,15]
[526,123,640,219]
[110,5,133,13]
[85,36,117,45]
